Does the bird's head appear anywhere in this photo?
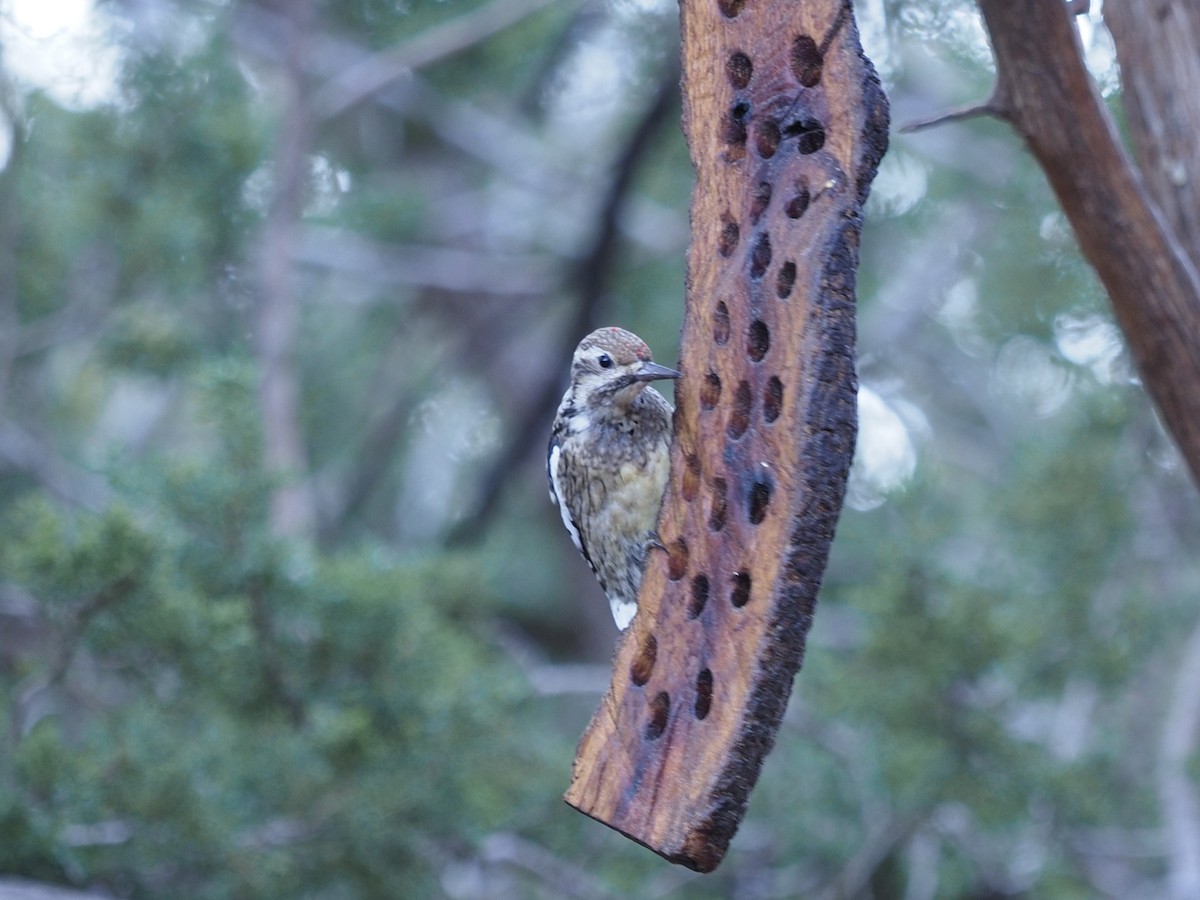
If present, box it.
[569,327,680,413]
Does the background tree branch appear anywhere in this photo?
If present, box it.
[257,0,319,538]
[976,0,1200,489]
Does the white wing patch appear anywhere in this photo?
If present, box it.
[548,444,585,557]
[611,597,637,631]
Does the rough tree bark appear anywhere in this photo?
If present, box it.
[973,0,1200,489]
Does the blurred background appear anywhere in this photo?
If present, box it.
[1,0,1198,897]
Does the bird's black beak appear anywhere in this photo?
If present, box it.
[634,361,681,382]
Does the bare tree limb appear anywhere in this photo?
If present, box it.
[313,0,563,121]
[257,0,318,538]
[813,812,927,900]
[975,0,1200,490]
[478,832,622,900]
[291,226,557,295]
[0,421,113,511]
[10,576,134,742]
[1157,616,1200,899]
[0,112,22,422]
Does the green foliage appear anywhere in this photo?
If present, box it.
[1,441,560,897]
[3,0,1199,897]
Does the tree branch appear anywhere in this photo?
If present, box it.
[975,0,1200,489]
[257,0,318,538]
[313,0,563,121]
[1158,615,1200,898]
[10,576,135,741]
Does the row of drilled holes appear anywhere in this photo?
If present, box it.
[630,640,716,738]
[723,101,825,159]
[717,216,804,299]
[633,4,831,749]
[722,30,825,92]
[710,302,781,391]
[701,367,783,427]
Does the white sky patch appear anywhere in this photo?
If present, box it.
[899,2,993,72]
[1077,6,1120,97]
[866,149,929,219]
[1054,311,1127,386]
[936,277,990,358]
[992,335,1075,417]
[544,28,636,138]
[2,0,124,108]
[395,378,501,542]
[847,385,921,511]
[855,0,894,83]
[307,155,354,217]
[0,114,11,170]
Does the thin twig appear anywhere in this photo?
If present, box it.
[899,97,1004,134]
[10,577,135,741]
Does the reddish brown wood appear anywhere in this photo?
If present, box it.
[1105,0,1200,266]
[564,0,887,872]
[977,0,1200,487]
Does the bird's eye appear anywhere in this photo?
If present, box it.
[598,354,614,369]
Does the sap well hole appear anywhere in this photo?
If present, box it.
[630,633,657,686]
[714,301,731,345]
[667,537,689,580]
[727,52,753,89]
[645,691,671,740]
[689,574,710,618]
[749,478,772,524]
[750,232,772,278]
[694,668,713,720]
[790,34,823,87]
[701,372,722,410]
[786,186,810,218]
[748,319,770,361]
[718,215,740,257]
[777,261,796,298]
[683,452,701,501]
[728,381,751,438]
[717,0,744,19]
[764,376,783,422]
[751,181,771,224]
[786,119,825,155]
[709,477,728,531]
[756,119,781,159]
[731,571,751,608]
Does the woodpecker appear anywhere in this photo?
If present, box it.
[548,327,679,630]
